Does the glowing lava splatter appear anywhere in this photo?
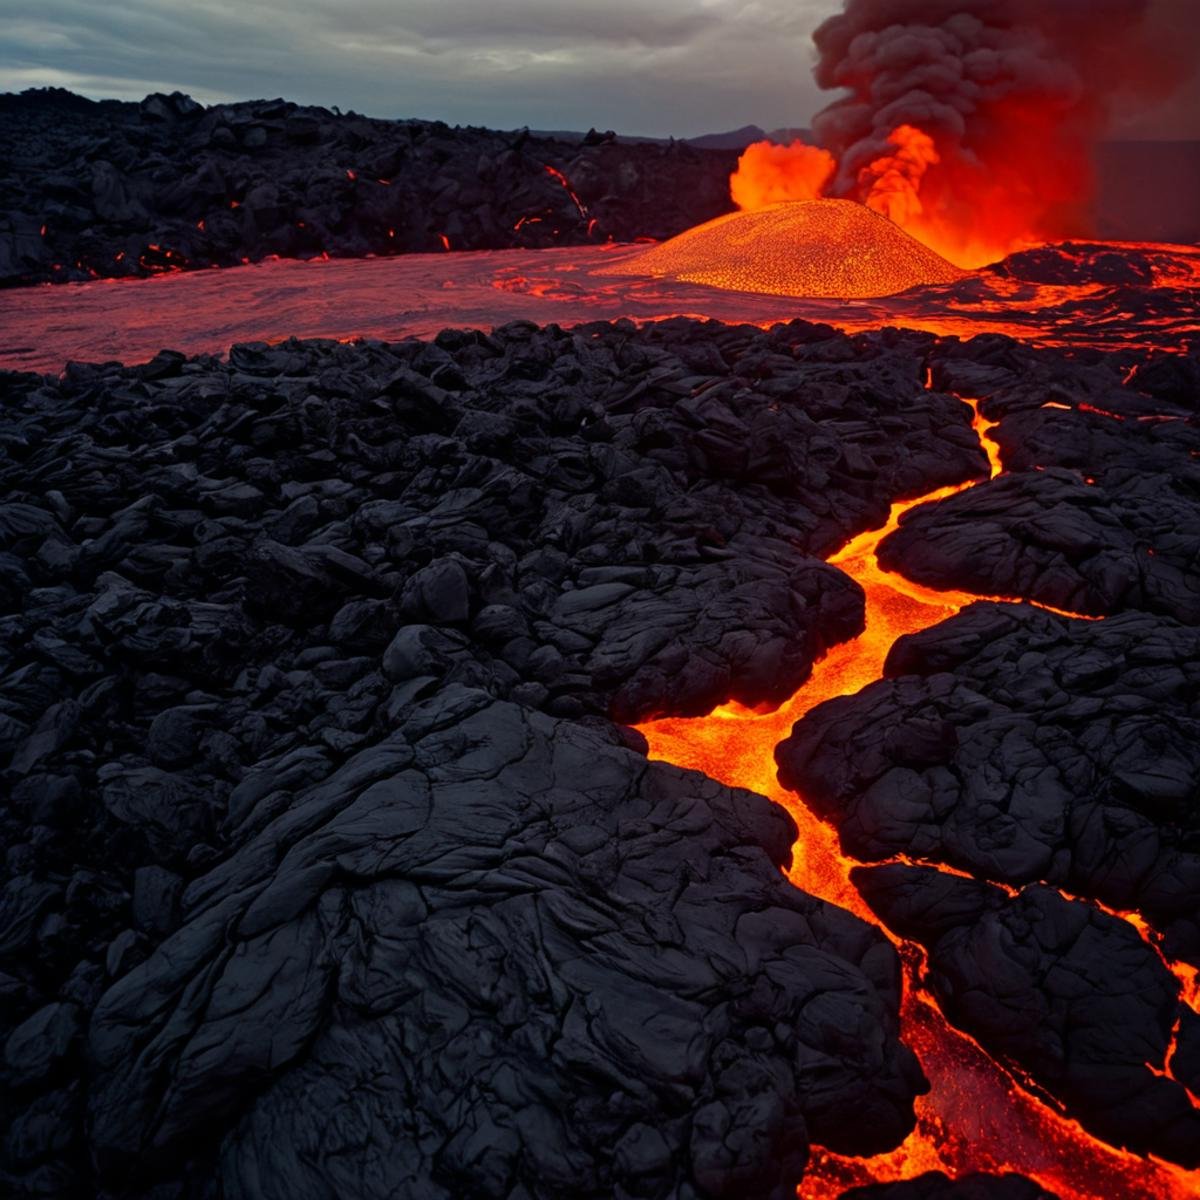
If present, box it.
[606,199,965,299]
[636,394,1200,1199]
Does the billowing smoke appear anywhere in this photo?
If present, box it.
[731,0,1198,266]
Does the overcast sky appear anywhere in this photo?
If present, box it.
[0,1,840,136]
[1,0,1196,138]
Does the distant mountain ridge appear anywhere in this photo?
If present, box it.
[527,124,813,150]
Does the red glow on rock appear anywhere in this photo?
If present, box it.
[346,169,357,181]
[1079,402,1125,420]
[39,224,46,237]
[196,218,205,231]
[542,163,588,220]
[439,234,451,251]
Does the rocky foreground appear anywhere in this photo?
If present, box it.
[0,89,736,287]
[0,315,1196,1197]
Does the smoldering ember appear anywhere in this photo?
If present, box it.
[1,0,1199,1197]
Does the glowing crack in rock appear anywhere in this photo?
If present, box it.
[636,392,1200,1200]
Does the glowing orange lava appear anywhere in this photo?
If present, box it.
[606,199,965,299]
[635,396,1200,1199]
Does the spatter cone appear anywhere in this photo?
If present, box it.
[608,198,966,298]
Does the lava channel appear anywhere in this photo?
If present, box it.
[635,389,1200,1199]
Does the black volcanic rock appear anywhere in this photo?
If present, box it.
[88,690,922,1199]
[777,603,1200,966]
[852,864,1200,1168]
[0,318,984,1197]
[877,469,1199,623]
[0,88,739,286]
[881,339,1200,623]
[991,242,1154,285]
[840,1172,1059,1199]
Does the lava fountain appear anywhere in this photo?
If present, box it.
[636,393,1200,1198]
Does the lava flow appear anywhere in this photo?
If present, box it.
[635,393,1200,1199]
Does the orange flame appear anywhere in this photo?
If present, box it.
[730,139,836,210]
[860,126,940,229]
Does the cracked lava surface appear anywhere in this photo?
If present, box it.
[636,394,1200,1200]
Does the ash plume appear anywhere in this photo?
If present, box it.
[809,0,1199,256]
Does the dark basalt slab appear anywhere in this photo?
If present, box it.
[777,603,1200,967]
[0,318,983,1197]
[879,339,1200,624]
[852,864,1200,1169]
[86,689,921,1199]
[877,469,1198,623]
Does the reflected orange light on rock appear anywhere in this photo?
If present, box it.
[635,396,1200,1200]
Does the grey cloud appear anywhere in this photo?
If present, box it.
[0,0,839,136]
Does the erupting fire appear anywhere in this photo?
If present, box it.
[727,0,1200,269]
[636,394,1200,1199]
[859,125,940,230]
[728,122,1062,271]
[729,140,836,211]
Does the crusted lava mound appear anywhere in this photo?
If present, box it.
[0,318,1001,1198]
[0,88,736,286]
[606,199,966,298]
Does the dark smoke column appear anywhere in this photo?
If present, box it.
[809,0,1196,264]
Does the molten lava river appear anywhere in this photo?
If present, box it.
[3,233,1199,374]
[636,397,1200,1200]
